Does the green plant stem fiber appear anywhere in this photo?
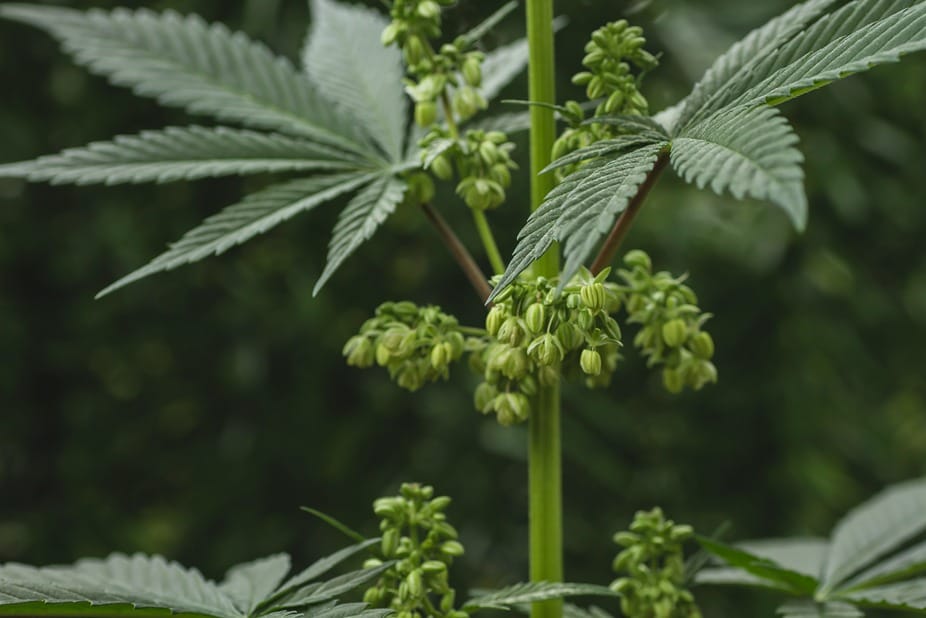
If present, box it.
[526,3,563,618]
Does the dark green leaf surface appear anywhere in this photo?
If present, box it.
[0,127,361,186]
[304,0,407,162]
[0,4,373,155]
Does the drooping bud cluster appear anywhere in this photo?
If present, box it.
[382,1,518,214]
[363,483,468,618]
[552,21,659,179]
[470,271,623,425]
[342,302,471,392]
[616,251,717,394]
[610,508,701,618]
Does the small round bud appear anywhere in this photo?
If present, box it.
[580,283,607,313]
[662,367,684,394]
[430,343,449,369]
[661,319,688,348]
[473,381,497,413]
[406,569,423,597]
[381,528,400,556]
[623,249,652,271]
[430,154,454,180]
[380,23,401,47]
[580,348,603,376]
[343,335,375,368]
[525,302,547,334]
[462,56,482,87]
[363,587,383,605]
[530,333,564,366]
[363,557,384,569]
[441,539,465,556]
[497,317,525,346]
[486,305,506,337]
[689,331,714,359]
[415,100,437,127]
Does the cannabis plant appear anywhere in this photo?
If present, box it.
[2,0,926,617]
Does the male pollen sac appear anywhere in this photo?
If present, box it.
[525,302,547,333]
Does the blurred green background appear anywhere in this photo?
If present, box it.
[1,0,925,616]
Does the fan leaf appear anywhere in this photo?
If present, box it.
[0,4,373,156]
[821,477,926,592]
[304,0,406,162]
[671,105,807,230]
[0,553,242,618]
[97,172,378,298]
[843,537,926,590]
[675,0,839,131]
[696,536,819,595]
[273,539,380,602]
[0,126,364,186]
[488,142,667,302]
[776,600,863,618]
[313,175,407,295]
[271,564,392,611]
[841,577,926,613]
[463,582,619,612]
[219,554,291,615]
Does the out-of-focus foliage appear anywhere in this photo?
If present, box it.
[1,2,924,618]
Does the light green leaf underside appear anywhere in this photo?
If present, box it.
[671,105,807,229]
[271,564,391,611]
[304,0,406,162]
[733,538,829,580]
[695,0,925,119]
[541,134,669,174]
[0,126,362,186]
[274,540,379,602]
[0,553,242,618]
[0,4,372,156]
[489,142,667,302]
[695,536,819,595]
[314,176,407,295]
[777,600,863,618]
[822,477,926,591]
[219,553,290,615]
[675,0,839,131]
[843,537,926,589]
[463,582,619,612]
[97,172,377,298]
[842,577,926,612]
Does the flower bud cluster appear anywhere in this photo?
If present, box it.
[363,483,468,618]
[470,272,623,426]
[610,508,701,618]
[616,251,717,394]
[551,21,659,179]
[343,301,470,392]
[450,129,517,211]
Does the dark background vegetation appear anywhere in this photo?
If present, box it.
[1,0,925,616]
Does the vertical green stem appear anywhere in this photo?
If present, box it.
[472,210,506,275]
[526,4,562,618]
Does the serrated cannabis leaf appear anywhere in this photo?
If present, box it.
[219,553,291,615]
[304,0,407,162]
[540,134,667,175]
[682,0,926,126]
[97,172,378,298]
[821,477,926,592]
[489,142,667,302]
[841,577,926,612]
[313,176,408,295]
[303,601,392,618]
[696,536,819,595]
[0,4,374,157]
[0,553,242,618]
[671,105,807,229]
[271,564,392,611]
[777,600,864,618]
[271,539,380,603]
[842,538,926,590]
[675,0,839,131]
[463,582,620,612]
[0,127,361,186]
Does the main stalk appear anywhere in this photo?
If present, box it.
[525,3,562,618]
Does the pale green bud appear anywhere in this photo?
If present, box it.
[397,330,418,357]
[406,569,423,597]
[343,335,375,368]
[525,302,546,334]
[662,319,688,348]
[440,590,456,612]
[689,331,714,359]
[662,367,684,394]
[363,557,384,569]
[572,71,594,86]
[473,381,497,413]
[580,283,607,313]
[580,348,603,376]
[381,528,399,555]
[497,317,525,346]
[381,22,401,47]
[556,322,584,350]
[430,154,454,180]
[374,496,403,518]
[375,344,392,366]
[396,365,422,391]
[363,587,383,605]
[429,495,451,512]
[430,343,449,369]
[501,347,529,379]
[415,100,438,127]
[529,333,564,366]
[486,305,506,336]
[404,35,427,68]
[624,249,652,271]
[462,56,482,87]
[422,560,448,574]
[441,540,465,556]
[417,0,441,19]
